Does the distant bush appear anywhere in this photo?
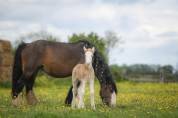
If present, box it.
[0,81,11,88]
[110,65,127,82]
[109,64,178,83]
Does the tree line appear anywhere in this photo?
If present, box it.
[12,31,178,82]
[110,64,178,82]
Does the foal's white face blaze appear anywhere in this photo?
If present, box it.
[85,51,93,64]
[84,47,95,64]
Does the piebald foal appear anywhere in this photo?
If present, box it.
[72,46,95,109]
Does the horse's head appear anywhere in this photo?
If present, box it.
[82,42,117,107]
[100,83,117,107]
[83,46,95,64]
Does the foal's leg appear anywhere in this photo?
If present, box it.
[72,79,78,108]
[77,80,85,108]
[89,78,95,109]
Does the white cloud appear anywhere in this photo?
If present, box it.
[0,0,177,66]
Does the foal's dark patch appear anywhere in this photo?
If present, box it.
[76,80,81,88]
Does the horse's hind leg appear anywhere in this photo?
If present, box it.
[25,69,39,105]
[12,74,26,106]
[16,74,26,94]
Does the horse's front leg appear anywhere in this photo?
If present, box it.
[89,78,95,109]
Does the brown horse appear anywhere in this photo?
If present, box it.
[12,40,117,106]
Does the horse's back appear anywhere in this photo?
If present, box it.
[21,40,85,77]
[21,40,46,71]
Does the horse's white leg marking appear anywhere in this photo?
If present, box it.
[77,80,85,108]
[89,78,95,109]
[12,96,20,106]
[111,91,116,107]
[72,88,76,108]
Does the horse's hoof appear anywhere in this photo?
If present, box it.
[26,91,38,105]
[12,97,21,107]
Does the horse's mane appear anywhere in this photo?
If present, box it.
[76,40,94,48]
[78,39,117,94]
[92,50,117,93]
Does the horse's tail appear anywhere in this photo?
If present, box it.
[12,42,26,98]
[65,86,73,105]
[65,80,81,105]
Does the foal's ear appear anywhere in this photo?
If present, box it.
[83,46,87,52]
[92,47,95,53]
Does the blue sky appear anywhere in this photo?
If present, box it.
[0,0,178,67]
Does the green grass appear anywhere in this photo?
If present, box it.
[0,76,178,118]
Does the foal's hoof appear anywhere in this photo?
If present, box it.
[110,104,116,107]
[92,106,96,110]
[26,91,38,105]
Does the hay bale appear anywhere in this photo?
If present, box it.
[0,67,12,81]
[0,40,11,52]
[0,44,3,52]
[0,53,13,66]
[0,39,13,82]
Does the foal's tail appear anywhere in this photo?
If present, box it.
[12,42,26,98]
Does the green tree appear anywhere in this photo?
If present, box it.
[68,31,121,62]
[104,31,122,56]
[110,64,127,81]
[68,32,107,61]
[158,65,174,82]
[175,71,178,81]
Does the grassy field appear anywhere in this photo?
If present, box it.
[0,76,178,118]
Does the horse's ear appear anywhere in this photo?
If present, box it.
[92,47,95,53]
[83,46,87,52]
